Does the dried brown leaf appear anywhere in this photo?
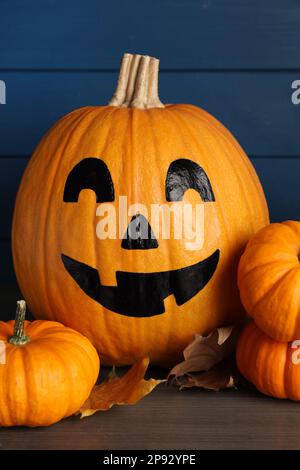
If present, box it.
[180,358,240,391]
[79,356,164,418]
[169,325,241,391]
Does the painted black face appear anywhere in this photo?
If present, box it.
[62,157,219,317]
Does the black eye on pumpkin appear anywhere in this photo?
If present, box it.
[165,158,215,202]
[63,158,115,202]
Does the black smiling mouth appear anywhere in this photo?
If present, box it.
[61,249,220,318]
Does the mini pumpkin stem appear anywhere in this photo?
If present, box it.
[109,53,165,109]
[9,300,30,346]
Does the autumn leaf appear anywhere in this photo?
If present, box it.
[175,357,240,391]
[79,356,164,418]
[168,325,241,391]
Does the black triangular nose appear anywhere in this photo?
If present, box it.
[121,214,158,250]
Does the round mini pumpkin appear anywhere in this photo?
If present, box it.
[238,220,300,342]
[237,321,300,400]
[12,53,269,366]
[0,301,99,427]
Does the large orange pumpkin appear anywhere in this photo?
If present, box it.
[0,301,99,427]
[237,321,300,400]
[12,53,269,366]
[238,221,300,342]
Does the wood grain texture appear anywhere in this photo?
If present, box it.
[0,72,299,157]
[1,282,300,450]
[1,0,300,70]
[0,367,300,449]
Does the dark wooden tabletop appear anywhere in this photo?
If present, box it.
[1,284,300,450]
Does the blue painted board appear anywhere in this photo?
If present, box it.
[1,71,300,157]
[253,158,300,223]
[0,241,16,283]
[0,158,26,239]
[1,0,300,284]
[1,0,300,70]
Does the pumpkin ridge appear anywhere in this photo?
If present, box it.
[128,109,145,353]
[28,341,72,423]
[249,267,298,317]
[177,104,239,144]
[146,109,173,352]
[24,343,49,425]
[1,346,17,425]
[58,337,99,410]
[147,108,166,208]
[283,341,293,399]
[12,103,70,317]
[182,106,268,230]
[40,340,77,417]
[45,108,95,322]
[238,259,297,286]
[19,108,91,322]
[237,322,300,401]
[241,243,298,262]
[166,106,230,259]
[245,324,268,392]
[34,329,99,371]
[251,268,300,340]
[183,105,269,223]
[25,320,67,337]
[183,104,248,159]
[91,106,123,351]
[281,222,300,261]
[117,110,135,357]
[264,335,287,398]
[13,347,31,425]
[282,220,300,239]
[246,223,296,250]
[21,346,34,424]
[28,107,93,162]
[162,106,224,264]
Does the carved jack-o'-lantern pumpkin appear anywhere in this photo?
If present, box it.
[12,54,269,366]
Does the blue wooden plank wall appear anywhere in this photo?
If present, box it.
[0,0,300,281]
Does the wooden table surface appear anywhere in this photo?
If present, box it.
[1,284,300,450]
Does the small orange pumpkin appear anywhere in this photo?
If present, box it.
[238,220,300,342]
[0,301,99,427]
[237,321,300,400]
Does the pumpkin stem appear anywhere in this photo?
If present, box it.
[9,300,30,346]
[109,53,165,109]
